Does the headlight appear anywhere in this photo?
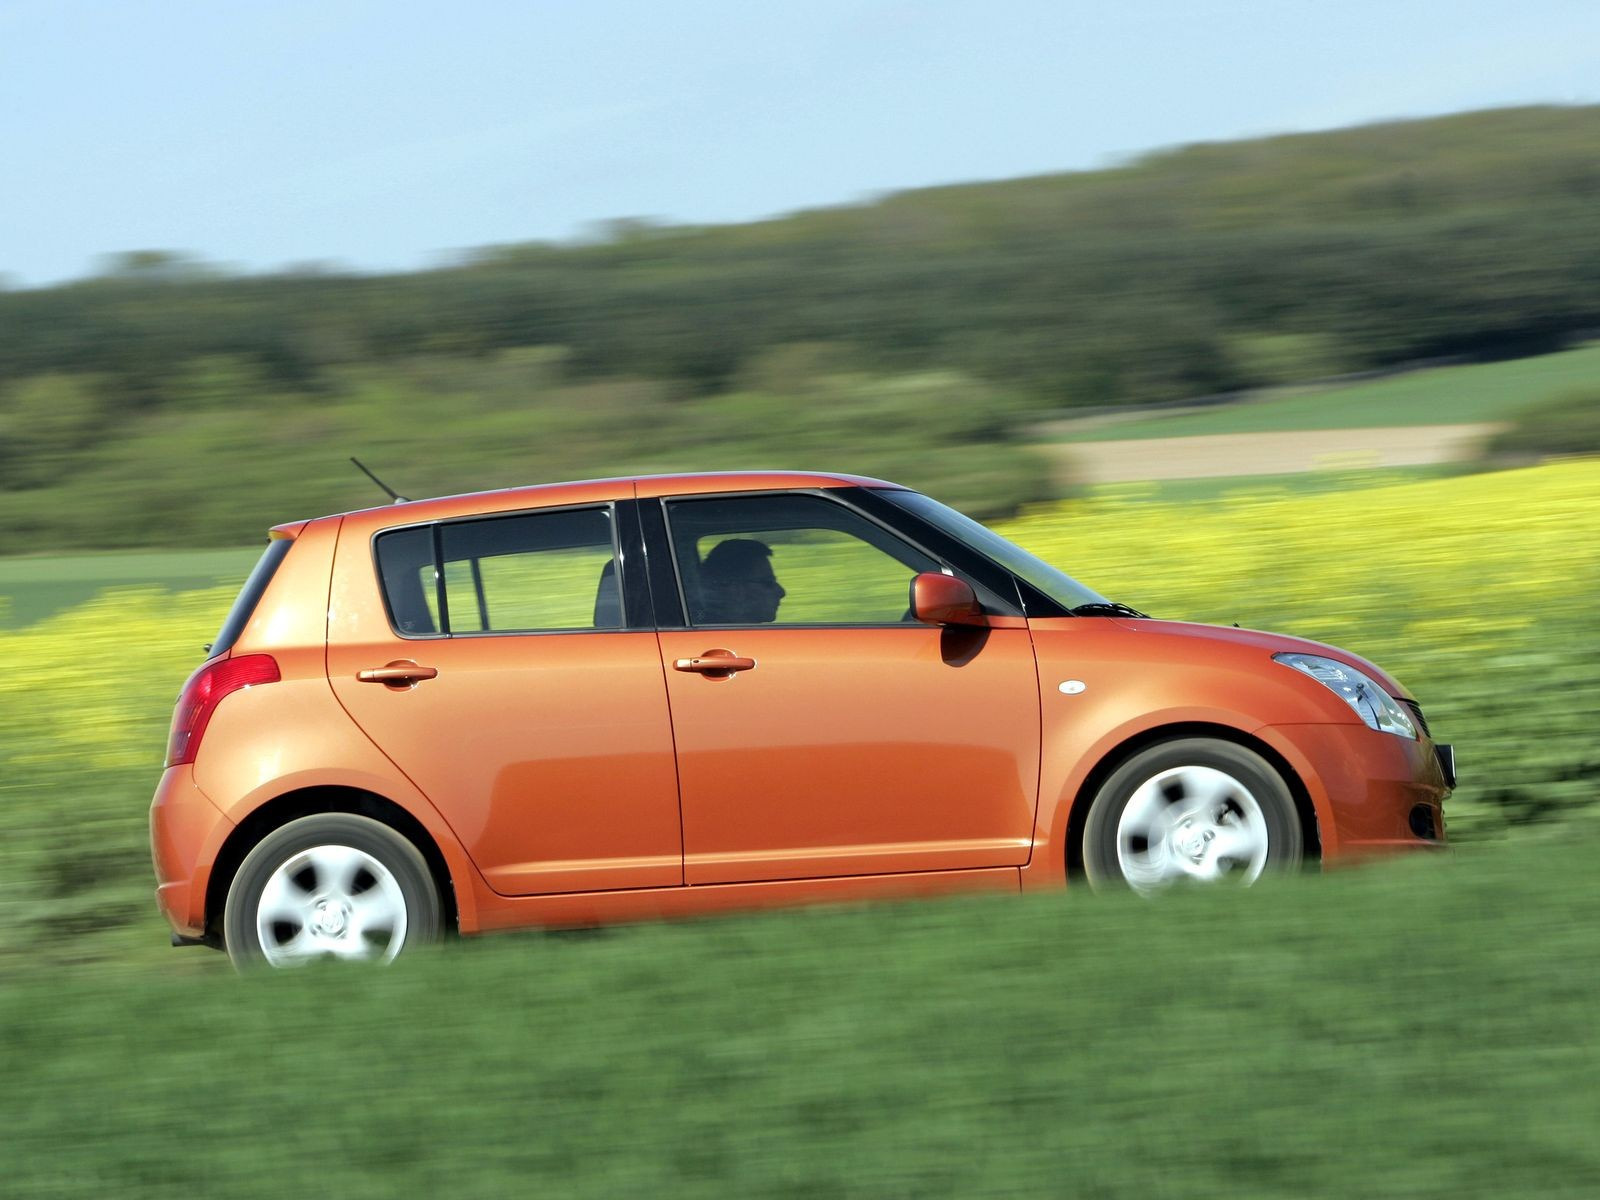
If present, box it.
[1273,652,1417,739]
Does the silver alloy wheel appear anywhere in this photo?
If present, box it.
[1114,764,1271,892]
[255,843,409,966]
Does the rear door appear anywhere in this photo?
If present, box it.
[327,492,683,896]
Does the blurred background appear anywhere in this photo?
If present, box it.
[3,2,1599,1196]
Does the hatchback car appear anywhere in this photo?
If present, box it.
[150,471,1454,968]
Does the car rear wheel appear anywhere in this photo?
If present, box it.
[1082,739,1302,893]
[223,813,441,969]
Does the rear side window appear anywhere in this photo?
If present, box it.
[209,537,293,658]
[375,506,621,636]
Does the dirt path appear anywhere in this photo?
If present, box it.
[1048,423,1503,484]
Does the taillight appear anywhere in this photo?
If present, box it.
[164,653,280,768]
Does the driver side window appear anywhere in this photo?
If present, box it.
[664,493,942,627]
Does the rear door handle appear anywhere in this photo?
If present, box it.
[357,661,439,686]
[673,651,756,676]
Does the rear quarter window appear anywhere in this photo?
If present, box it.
[209,537,293,658]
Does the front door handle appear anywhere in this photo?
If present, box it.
[673,650,756,677]
[357,661,439,686]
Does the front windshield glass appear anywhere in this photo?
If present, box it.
[883,491,1108,611]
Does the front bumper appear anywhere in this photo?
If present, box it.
[1260,721,1452,859]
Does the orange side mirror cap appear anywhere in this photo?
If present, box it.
[911,572,988,627]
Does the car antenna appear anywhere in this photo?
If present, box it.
[350,457,408,503]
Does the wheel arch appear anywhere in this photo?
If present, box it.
[203,786,459,944]
[1063,721,1322,877]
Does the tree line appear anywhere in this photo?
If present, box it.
[3,104,1599,550]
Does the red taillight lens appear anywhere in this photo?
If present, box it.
[164,653,280,768]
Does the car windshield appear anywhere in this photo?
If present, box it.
[882,490,1109,612]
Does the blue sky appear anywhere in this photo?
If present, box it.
[2,0,1597,286]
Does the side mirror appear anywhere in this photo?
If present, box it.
[911,572,988,627]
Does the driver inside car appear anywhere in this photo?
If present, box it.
[697,538,787,624]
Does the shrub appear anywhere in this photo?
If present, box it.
[1487,387,1600,460]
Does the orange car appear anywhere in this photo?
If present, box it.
[150,471,1454,967]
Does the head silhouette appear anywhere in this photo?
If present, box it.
[699,538,786,624]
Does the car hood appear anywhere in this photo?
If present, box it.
[1104,618,1413,700]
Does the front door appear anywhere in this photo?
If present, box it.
[328,499,683,896]
[651,491,1041,885]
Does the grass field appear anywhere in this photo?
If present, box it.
[1057,342,1600,442]
[0,545,262,628]
[5,837,1600,1198]
[1082,464,1461,504]
[2,462,1597,1196]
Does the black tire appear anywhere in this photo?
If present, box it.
[223,813,441,970]
[1082,738,1302,891]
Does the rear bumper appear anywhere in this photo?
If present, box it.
[1258,722,1451,860]
[149,764,235,939]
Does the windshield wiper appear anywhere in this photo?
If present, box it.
[1068,601,1150,619]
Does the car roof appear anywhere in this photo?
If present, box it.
[274,470,904,535]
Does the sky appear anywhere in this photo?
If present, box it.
[2,0,1598,287]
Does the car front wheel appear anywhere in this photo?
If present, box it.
[1082,739,1303,892]
[223,813,441,969]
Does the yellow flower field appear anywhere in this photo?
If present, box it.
[1010,461,1600,835]
[0,461,1596,964]
[1012,461,1597,679]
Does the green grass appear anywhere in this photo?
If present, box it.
[0,545,260,627]
[5,836,1600,1198]
[2,467,1597,1194]
[1084,464,1462,504]
[1060,342,1600,442]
